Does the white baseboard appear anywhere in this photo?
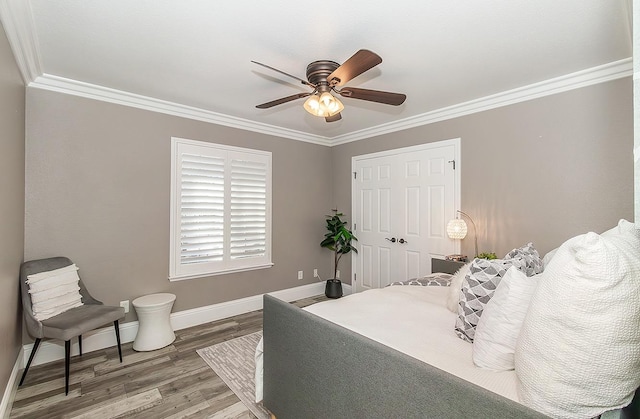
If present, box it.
[22,281,330,368]
[1,351,23,419]
[343,283,352,294]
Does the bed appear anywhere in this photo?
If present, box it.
[260,284,546,418]
[261,287,639,418]
[258,221,640,419]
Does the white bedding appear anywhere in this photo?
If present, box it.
[255,286,520,404]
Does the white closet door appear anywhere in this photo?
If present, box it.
[353,141,458,293]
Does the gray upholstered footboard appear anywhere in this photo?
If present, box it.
[262,294,548,419]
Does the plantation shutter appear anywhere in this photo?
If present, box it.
[170,138,272,280]
[230,156,268,259]
[179,153,225,265]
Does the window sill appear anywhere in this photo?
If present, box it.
[168,262,274,282]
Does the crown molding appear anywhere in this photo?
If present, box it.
[330,57,633,146]
[0,0,42,83]
[31,58,631,148]
[30,74,333,146]
[5,0,630,146]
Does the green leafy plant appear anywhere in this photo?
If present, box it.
[477,252,497,260]
[320,211,358,279]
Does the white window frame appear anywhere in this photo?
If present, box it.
[169,137,273,281]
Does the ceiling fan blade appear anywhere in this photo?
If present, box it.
[251,60,315,87]
[325,113,342,123]
[337,87,406,106]
[256,92,311,109]
[327,50,382,87]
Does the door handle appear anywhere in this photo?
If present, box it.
[398,238,408,244]
[385,237,397,243]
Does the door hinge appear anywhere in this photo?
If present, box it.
[448,159,456,170]
[353,171,357,179]
[354,223,356,231]
[354,273,356,282]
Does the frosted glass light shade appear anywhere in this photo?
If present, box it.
[319,92,344,116]
[303,94,322,115]
[303,92,344,117]
[447,218,468,239]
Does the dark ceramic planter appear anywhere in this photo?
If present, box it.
[325,279,343,299]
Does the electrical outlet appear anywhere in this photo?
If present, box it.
[297,270,303,280]
[119,300,130,313]
[313,268,318,278]
[336,270,340,279]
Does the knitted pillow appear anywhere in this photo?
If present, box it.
[515,224,640,418]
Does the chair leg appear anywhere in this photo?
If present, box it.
[64,340,70,395]
[19,338,41,386]
[114,320,123,363]
[78,335,82,356]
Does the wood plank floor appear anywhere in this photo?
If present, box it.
[9,295,327,419]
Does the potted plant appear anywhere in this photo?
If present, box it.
[320,210,358,298]
[477,252,497,260]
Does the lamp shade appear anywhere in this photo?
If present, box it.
[447,218,468,239]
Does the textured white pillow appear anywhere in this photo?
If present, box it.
[27,264,84,321]
[515,225,640,419]
[473,266,539,371]
[446,263,471,313]
[602,218,640,238]
[541,248,557,268]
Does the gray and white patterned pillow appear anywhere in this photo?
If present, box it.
[388,273,452,287]
[455,258,514,342]
[504,242,543,276]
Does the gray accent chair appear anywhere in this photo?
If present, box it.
[19,257,125,395]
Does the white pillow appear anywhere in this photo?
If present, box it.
[515,224,640,419]
[539,218,635,269]
[27,264,84,321]
[473,266,539,371]
[445,263,470,313]
[541,248,557,268]
[602,218,640,238]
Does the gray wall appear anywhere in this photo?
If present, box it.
[0,22,25,399]
[23,77,633,332]
[332,78,633,282]
[25,89,333,329]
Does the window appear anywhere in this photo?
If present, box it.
[170,137,272,280]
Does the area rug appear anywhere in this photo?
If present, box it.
[197,331,269,419]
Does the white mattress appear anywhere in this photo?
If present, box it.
[256,286,520,403]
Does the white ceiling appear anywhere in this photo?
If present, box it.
[0,0,633,144]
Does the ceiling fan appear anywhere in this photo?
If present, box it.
[252,49,407,123]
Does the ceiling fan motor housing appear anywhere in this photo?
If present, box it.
[306,60,340,92]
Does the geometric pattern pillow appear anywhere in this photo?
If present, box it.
[504,242,543,276]
[454,258,514,342]
[388,273,452,287]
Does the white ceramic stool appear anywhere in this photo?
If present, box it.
[132,293,176,351]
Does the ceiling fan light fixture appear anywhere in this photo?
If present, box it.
[319,92,344,116]
[303,94,322,116]
[303,92,344,117]
[254,50,405,123]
